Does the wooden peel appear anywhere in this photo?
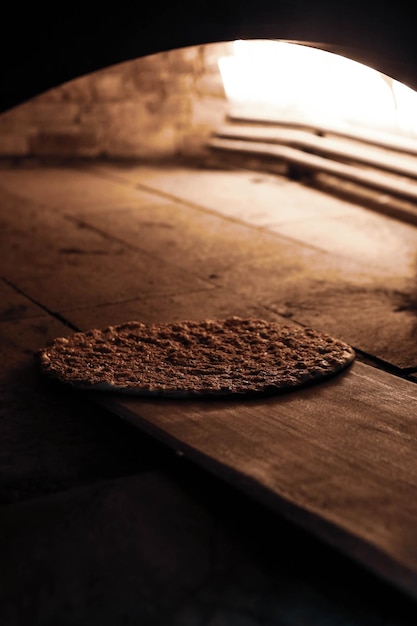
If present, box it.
[92,360,417,600]
[37,317,417,599]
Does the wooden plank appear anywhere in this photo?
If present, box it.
[227,109,417,156]
[215,124,417,180]
[210,137,417,203]
[95,360,417,599]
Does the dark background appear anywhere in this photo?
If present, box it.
[2,1,417,113]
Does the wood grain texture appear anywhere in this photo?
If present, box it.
[96,361,417,599]
[210,137,417,203]
[227,112,417,156]
[215,124,417,179]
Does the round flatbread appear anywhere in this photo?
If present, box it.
[38,317,355,397]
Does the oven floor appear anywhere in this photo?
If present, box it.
[1,161,417,624]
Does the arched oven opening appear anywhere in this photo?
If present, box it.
[2,38,416,372]
[4,37,417,227]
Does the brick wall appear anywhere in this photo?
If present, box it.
[0,42,233,163]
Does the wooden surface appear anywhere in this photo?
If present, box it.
[2,163,417,616]
[215,124,417,178]
[98,360,417,599]
[210,137,417,204]
[228,111,417,156]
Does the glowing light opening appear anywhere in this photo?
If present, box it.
[218,40,417,138]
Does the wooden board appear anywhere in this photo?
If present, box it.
[215,124,417,179]
[210,137,417,203]
[95,360,417,599]
[227,110,417,156]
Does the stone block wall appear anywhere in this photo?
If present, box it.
[0,42,233,163]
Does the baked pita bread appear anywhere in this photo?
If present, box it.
[38,317,355,397]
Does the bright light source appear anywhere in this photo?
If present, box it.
[218,40,417,137]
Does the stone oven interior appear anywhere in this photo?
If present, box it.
[2,5,417,624]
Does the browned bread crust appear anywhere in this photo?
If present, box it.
[38,317,355,397]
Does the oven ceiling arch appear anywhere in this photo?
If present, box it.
[2,0,416,113]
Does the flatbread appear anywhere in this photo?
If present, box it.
[38,317,355,397]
